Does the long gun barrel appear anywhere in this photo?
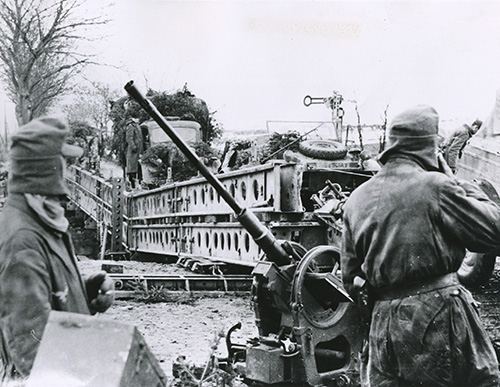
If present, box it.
[125,81,291,265]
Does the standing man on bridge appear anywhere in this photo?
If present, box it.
[441,118,482,173]
[341,106,500,386]
[124,100,144,189]
[0,116,114,381]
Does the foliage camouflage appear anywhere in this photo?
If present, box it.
[262,131,302,160]
[110,87,222,169]
[110,95,129,167]
[68,120,97,140]
[218,132,301,169]
[141,142,219,183]
[65,120,97,154]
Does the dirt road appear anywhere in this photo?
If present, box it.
[78,259,257,377]
[79,258,500,380]
[472,262,500,356]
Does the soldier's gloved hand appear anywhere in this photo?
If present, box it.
[85,271,115,314]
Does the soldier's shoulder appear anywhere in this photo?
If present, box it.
[125,118,138,127]
[422,171,455,190]
[6,227,45,248]
[343,178,375,209]
[456,125,470,136]
[0,226,45,265]
[446,125,465,138]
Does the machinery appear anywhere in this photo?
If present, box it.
[303,92,345,142]
[125,81,365,386]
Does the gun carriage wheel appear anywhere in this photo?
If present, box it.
[290,246,363,386]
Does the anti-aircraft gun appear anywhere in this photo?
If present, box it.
[125,81,365,386]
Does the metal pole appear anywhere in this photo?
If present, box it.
[125,81,291,265]
[110,177,124,252]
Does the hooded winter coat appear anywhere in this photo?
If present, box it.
[342,105,500,386]
[0,117,93,380]
[0,194,91,379]
[125,118,144,174]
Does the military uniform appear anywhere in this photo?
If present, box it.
[125,118,144,186]
[0,117,114,380]
[0,194,91,378]
[442,124,473,172]
[342,106,500,386]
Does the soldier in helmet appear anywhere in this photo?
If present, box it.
[0,116,114,381]
[342,106,500,386]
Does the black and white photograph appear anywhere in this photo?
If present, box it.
[0,0,499,386]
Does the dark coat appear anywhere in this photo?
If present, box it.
[125,119,144,174]
[342,157,500,386]
[342,157,500,293]
[442,124,473,170]
[0,194,90,379]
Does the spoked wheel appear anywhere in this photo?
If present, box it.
[291,245,349,328]
[290,246,363,385]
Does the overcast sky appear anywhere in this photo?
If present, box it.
[2,0,500,134]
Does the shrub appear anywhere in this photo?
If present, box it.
[141,141,220,183]
[110,86,222,168]
[261,131,301,161]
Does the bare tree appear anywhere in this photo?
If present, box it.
[354,104,364,151]
[379,104,390,152]
[0,0,107,125]
[63,81,119,137]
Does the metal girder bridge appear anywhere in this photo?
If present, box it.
[65,162,330,267]
[65,166,126,253]
[110,273,252,294]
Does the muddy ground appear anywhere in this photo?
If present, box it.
[78,257,500,382]
[472,262,500,356]
[78,259,257,378]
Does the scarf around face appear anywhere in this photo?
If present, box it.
[24,194,69,233]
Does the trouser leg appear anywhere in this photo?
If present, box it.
[368,287,500,387]
[127,172,137,188]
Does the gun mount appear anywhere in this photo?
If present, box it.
[304,92,345,142]
[125,81,364,386]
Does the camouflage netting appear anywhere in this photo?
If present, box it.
[65,121,98,163]
[110,86,222,171]
[141,142,220,184]
[262,130,301,160]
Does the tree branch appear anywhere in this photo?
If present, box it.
[0,0,108,123]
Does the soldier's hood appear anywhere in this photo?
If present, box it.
[378,105,439,171]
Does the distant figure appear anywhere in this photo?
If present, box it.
[87,136,101,173]
[0,117,114,381]
[124,101,144,189]
[359,150,381,172]
[442,119,482,173]
[207,156,221,174]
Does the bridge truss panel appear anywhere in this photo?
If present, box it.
[65,162,329,264]
[127,162,303,220]
[66,166,126,252]
[128,220,326,265]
